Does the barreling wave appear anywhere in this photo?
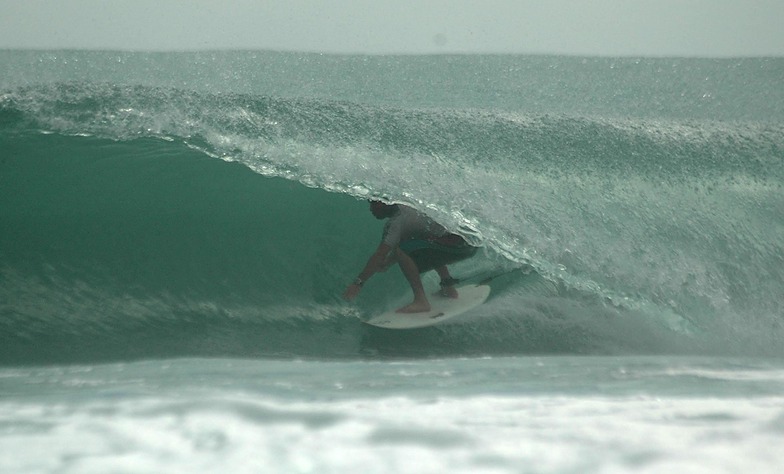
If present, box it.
[1,54,783,363]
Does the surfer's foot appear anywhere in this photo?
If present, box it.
[396,301,431,314]
[436,286,459,299]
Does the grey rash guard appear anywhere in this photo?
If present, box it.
[381,206,447,248]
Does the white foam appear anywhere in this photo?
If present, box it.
[2,358,784,473]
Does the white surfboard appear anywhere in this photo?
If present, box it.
[364,284,490,329]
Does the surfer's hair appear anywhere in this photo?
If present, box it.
[369,200,399,219]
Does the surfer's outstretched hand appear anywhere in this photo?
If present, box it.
[342,284,361,302]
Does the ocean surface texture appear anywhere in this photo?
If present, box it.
[1,51,783,473]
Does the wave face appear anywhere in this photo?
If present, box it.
[1,51,783,363]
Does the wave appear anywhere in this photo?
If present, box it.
[1,73,783,363]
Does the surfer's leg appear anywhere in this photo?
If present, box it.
[435,266,459,299]
[395,248,431,313]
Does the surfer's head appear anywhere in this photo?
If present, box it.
[369,200,398,219]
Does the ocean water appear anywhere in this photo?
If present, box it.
[1,50,783,472]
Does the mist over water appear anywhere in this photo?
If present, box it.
[1,51,783,363]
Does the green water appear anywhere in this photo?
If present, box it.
[1,50,783,472]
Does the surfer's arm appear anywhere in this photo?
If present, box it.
[342,243,393,301]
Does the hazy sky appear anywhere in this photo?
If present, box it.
[2,0,783,56]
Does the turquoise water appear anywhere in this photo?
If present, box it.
[1,50,783,472]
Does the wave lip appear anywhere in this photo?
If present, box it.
[2,50,783,121]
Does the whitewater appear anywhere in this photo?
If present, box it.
[1,50,783,473]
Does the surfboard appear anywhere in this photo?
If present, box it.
[364,284,490,329]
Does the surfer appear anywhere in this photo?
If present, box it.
[342,201,477,313]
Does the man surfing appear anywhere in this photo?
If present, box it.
[342,201,477,313]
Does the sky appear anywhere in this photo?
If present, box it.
[1,0,783,57]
